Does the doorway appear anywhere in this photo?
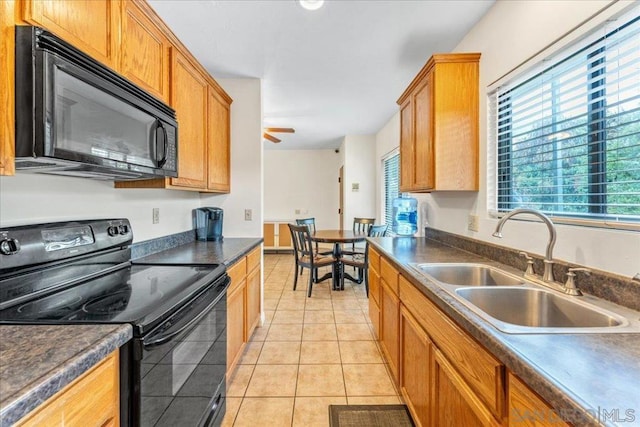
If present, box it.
[339,166,344,230]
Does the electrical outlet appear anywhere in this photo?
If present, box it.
[244,209,252,221]
[295,209,301,214]
[467,214,479,232]
[152,208,160,224]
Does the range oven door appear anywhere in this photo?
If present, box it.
[136,274,229,427]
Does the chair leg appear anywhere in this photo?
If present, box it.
[307,270,314,297]
[293,263,299,290]
[364,267,369,297]
[340,263,345,291]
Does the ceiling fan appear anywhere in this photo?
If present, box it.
[263,127,295,143]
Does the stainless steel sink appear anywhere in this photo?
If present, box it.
[408,262,640,334]
[455,287,625,332]
[411,263,525,287]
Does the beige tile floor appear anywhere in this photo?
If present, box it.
[222,253,402,427]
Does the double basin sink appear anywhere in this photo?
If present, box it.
[409,263,640,334]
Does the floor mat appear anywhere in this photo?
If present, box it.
[328,404,415,427]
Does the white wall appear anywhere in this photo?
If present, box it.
[417,0,639,277]
[263,149,341,229]
[0,174,199,242]
[342,135,377,228]
[201,78,263,237]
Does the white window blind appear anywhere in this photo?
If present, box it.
[383,152,400,228]
[493,11,640,224]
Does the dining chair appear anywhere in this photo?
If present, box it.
[339,224,387,295]
[344,217,376,256]
[288,223,337,297]
[295,218,332,278]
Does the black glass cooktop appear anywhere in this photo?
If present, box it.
[0,263,224,335]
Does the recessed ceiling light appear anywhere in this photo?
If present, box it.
[299,0,324,11]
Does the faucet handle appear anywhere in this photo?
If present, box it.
[564,267,591,296]
[518,252,535,276]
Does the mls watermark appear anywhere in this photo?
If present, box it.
[511,407,636,424]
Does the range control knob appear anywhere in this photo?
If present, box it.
[0,238,20,255]
[118,225,129,235]
[107,226,120,236]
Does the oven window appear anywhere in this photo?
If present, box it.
[54,66,156,168]
[140,294,227,426]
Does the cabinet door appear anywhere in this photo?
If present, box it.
[432,349,500,427]
[263,223,276,248]
[22,0,119,69]
[380,279,400,385]
[278,223,292,248]
[245,264,261,340]
[170,51,208,189]
[400,306,431,427]
[207,86,231,192]
[508,373,569,427]
[399,97,413,192]
[16,351,119,427]
[227,282,245,374]
[0,0,15,176]
[413,72,434,190]
[121,1,170,102]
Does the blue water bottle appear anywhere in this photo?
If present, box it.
[392,194,418,236]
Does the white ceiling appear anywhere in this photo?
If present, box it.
[148,0,494,150]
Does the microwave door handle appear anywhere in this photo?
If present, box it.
[155,119,168,168]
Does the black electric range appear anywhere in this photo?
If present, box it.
[0,219,229,426]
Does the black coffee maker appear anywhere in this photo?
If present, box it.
[194,207,224,241]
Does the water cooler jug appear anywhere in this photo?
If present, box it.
[392,194,418,236]
[194,207,224,241]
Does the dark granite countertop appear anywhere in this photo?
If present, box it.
[368,236,640,427]
[134,237,263,267]
[0,324,132,426]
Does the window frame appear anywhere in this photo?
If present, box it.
[491,11,640,231]
[382,149,400,231]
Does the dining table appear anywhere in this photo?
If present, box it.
[310,229,368,290]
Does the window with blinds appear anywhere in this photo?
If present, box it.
[383,152,400,228]
[493,11,640,225]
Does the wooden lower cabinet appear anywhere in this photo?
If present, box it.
[263,222,293,250]
[380,277,400,385]
[226,246,262,376]
[226,279,245,374]
[432,349,500,427]
[508,373,570,427]
[369,251,574,427]
[400,305,431,427]
[16,351,119,427]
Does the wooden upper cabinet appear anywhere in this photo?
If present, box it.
[207,85,231,193]
[397,53,480,192]
[21,0,120,69]
[169,50,208,189]
[121,1,171,102]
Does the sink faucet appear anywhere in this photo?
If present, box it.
[492,209,557,283]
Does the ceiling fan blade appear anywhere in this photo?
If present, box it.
[265,127,295,134]
[263,133,281,143]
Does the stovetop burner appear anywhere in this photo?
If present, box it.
[17,294,83,315]
[82,290,133,315]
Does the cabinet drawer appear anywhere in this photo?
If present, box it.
[247,246,261,273]
[368,246,380,274]
[227,257,247,293]
[380,256,398,295]
[399,276,505,420]
[16,351,119,427]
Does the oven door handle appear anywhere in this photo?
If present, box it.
[143,276,229,349]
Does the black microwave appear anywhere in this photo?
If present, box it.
[14,26,178,180]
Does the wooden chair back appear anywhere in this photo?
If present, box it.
[368,224,388,237]
[353,217,375,234]
[288,223,314,264]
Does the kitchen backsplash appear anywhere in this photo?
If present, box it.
[425,227,640,312]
